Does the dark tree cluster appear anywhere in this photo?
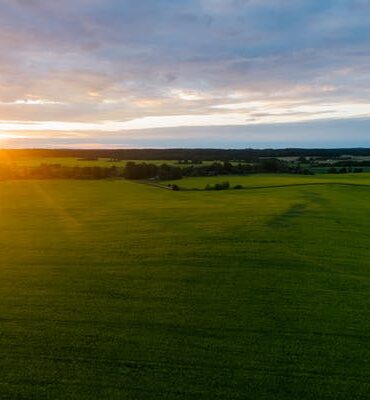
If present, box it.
[204,182,246,191]
[124,162,182,180]
[180,162,252,177]
[120,159,312,181]
[205,181,230,191]
[124,161,252,180]
[167,184,180,191]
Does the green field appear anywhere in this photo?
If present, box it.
[0,153,245,169]
[0,154,203,168]
[2,175,370,399]
[165,172,370,190]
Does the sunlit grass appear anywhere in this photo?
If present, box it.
[165,172,370,189]
[1,177,370,398]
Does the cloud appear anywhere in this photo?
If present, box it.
[1,0,370,146]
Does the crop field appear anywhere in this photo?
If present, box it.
[165,172,370,189]
[1,175,370,399]
[0,155,178,167]
[0,152,247,168]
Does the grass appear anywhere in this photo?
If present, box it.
[0,155,176,167]
[0,154,123,167]
[0,154,190,167]
[165,172,370,189]
[1,176,370,398]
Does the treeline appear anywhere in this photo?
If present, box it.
[0,164,121,180]
[124,159,313,180]
[124,162,183,180]
[0,158,317,181]
[3,148,370,162]
[6,159,366,181]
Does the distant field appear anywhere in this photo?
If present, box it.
[2,176,370,399]
[165,172,370,189]
[0,155,180,167]
[0,154,247,168]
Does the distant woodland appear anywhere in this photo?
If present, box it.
[2,148,370,161]
[0,148,369,181]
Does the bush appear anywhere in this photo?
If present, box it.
[168,184,180,191]
[205,181,230,191]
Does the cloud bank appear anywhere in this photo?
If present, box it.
[1,0,370,147]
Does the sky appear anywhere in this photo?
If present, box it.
[1,0,370,148]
